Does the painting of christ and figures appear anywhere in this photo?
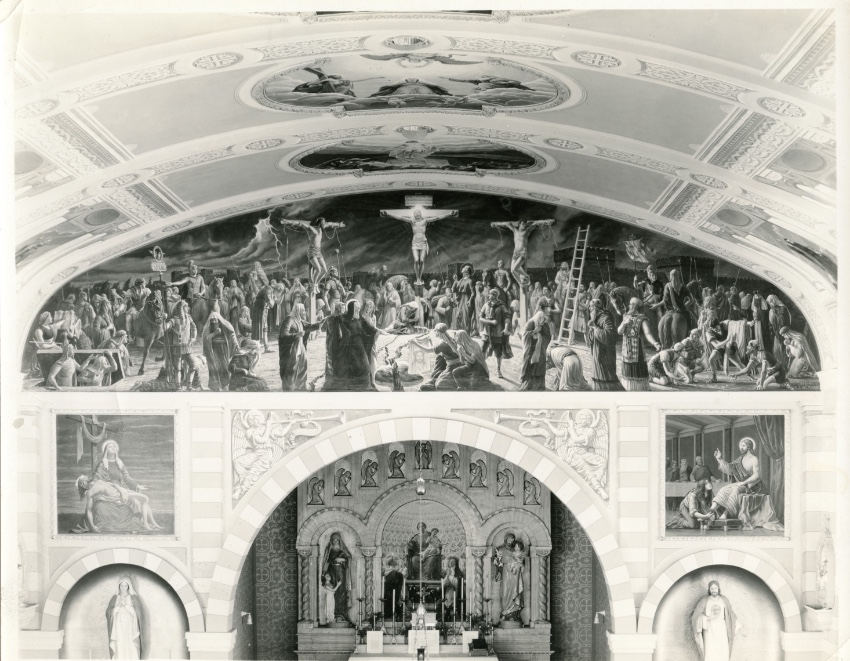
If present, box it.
[663,413,787,537]
[54,413,176,536]
[23,191,821,394]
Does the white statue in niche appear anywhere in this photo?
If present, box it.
[691,580,742,661]
[106,575,144,660]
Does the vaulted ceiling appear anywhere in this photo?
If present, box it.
[12,9,838,364]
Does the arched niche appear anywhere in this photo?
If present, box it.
[651,565,784,661]
[57,563,190,660]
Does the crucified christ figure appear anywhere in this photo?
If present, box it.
[490,219,554,289]
[380,207,458,285]
[270,210,345,293]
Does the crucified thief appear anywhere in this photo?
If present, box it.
[380,207,458,285]
[490,219,554,289]
[270,209,345,294]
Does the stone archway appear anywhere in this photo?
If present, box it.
[637,549,802,634]
[207,412,636,634]
[41,548,205,633]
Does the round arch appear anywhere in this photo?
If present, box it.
[206,412,635,634]
[637,549,802,634]
[41,547,205,633]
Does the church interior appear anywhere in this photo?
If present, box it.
[4,5,846,661]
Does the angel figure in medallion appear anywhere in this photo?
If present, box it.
[518,409,609,500]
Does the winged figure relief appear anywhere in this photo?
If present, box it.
[517,409,609,500]
[231,409,330,500]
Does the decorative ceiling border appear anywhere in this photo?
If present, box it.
[298,11,512,24]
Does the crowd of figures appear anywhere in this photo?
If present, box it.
[27,231,820,392]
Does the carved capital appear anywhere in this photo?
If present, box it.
[297,548,313,558]
[536,548,552,558]
[471,548,488,558]
[360,547,377,558]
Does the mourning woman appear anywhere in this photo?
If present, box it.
[520,297,552,391]
[321,532,353,624]
[202,310,239,391]
[324,300,380,391]
[279,304,326,391]
[228,338,269,391]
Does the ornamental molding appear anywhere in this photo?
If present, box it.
[445,182,517,195]
[16,113,119,176]
[65,63,179,102]
[149,146,235,176]
[690,174,728,189]
[662,183,727,226]
[19,191,93,226]
[707,113,797,176]
[102,174,140,188]
[108,184,175,223]
[15,99,58,120]
[299,11,510,24]
[779,24,835,100]
[254,37,366,61]
[569,200,644,225]
[449,37,557,59]
[736,190,820,228]
[635,61,752,101]
[764,270,793,288]
[296,126,384,143]
[689,237,756,268]
[794,295,833,363]
[758,97,806,118]
[595,147,680,175]
[82,233,157,267]
[203,198,274,221]
[648,223,680,236]
[445,126,533,142]
[544,137,584,151]
[527,192,560,202]
[245,139,285,150]
[322,183,392,195]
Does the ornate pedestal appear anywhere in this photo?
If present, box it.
[296,622,355,661]
[493,623,551,660]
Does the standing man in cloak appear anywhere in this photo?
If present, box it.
[586,296,624,390]
[278,307,327,391]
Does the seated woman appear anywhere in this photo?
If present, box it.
[450,331,490,390]
[77,352,118,387]
[99,330,131,373]
[780,326,820,378]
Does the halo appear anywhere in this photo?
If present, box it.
[740,435,757,449]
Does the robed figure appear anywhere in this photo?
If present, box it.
[321,532,353,624]
[383,562,405,616]
[278,311,325,391]
[106,578,144,660]
[587,298,624,390]
[201,311,238,391]
[520,299,551,391]
[691,581,738,661]
[324,300,379,391]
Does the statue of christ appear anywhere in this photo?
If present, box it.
[380,205,458,285]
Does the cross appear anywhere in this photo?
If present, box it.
[380,195,459,326]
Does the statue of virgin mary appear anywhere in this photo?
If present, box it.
[106,575,144,660]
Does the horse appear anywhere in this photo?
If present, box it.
[134,295,165,375]
[189,277,225,335]
[658,309,690,349]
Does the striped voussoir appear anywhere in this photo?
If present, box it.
[637,549,802,634]
[41,548,205,632]
[204,414,636,634]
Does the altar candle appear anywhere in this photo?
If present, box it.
[392,589,396,616]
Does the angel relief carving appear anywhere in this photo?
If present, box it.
[497,409,610,500]
[231,409,344,500]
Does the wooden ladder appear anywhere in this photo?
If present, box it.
[557,225,591,345]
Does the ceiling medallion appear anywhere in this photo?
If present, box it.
[691,174,728,189]
[383,35,432,51]
[758,97,806,118]
[192,52,243,70]
[246,139,285,150]
[571,51,622,68]
[544,137,583,150]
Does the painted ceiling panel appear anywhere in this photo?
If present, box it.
[531,151,673,208]
[18,12,282,72]
[159,149,289,207]
[89,66,287,155]
[541,68,728,154]
[540,9,812,70]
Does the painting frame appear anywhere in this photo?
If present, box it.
[50,409,181,540]
[658,408,792,542]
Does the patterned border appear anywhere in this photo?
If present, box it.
[41,548,204,632]
[204,413,635,634]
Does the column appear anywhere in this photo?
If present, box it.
[471,547,487,617]
[361,547,376,623]
[297,548,312,623]
[699,427,706,461]
[534,548,551,625]
[606,633,657,661]
[16,405,43,631]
